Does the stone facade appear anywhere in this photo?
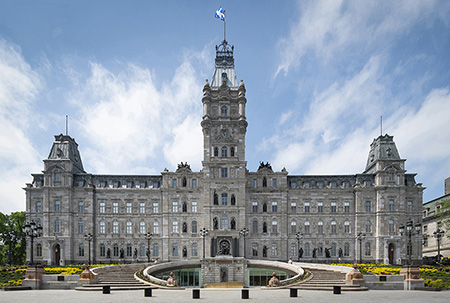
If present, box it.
[24,40,424,266]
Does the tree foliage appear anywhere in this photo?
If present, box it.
[0,211,26,265]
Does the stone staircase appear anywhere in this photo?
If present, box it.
[75,264,152,291]
[293,268,368,291]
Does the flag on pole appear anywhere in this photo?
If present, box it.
[215,6,225,22]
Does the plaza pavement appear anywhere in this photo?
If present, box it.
[1,288,449,303]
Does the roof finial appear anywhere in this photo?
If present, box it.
[380,115,382,137]
[66,115,69,136]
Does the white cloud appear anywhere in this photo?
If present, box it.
[275,0,444,77]
[0,40,43,214]
[71,50,208,174]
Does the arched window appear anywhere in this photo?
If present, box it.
[79,243,85,257]
[213,217,219,230]
[365,220,372,233]
[331,243,337,256]
[182,222,188,233]
[291,221,297,233]
[214,147,219,157]
[221,146,227,157]
[318,221,323,234]
[230,218,236,230]
[182,177,187,187]
[182,203,187,212]
[365,242,371,256]
[263,177,267,187]
[262,203,267,213]
[221,105,228,117]
[100,244,106,257]
[272,220,278,233]
[252,220,258,233]
[214,193,218,205]
[263,222,267,233]
[304,243,310,256]
[231,194,236,205]
[192,221,198,233]
[230,147,235,157]
[344,243,350,256]
[331,221,337,234]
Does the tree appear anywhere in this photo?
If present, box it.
[0,211,26,266]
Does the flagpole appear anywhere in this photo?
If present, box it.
[224,10,226,42]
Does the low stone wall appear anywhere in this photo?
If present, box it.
[363,275,404,290]
[143,260,200,286]
[41,275,80,289]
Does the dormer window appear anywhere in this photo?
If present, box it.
[221,105,228,117]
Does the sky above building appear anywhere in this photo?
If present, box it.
[1,0,450,214]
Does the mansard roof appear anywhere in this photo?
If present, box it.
[364,134,403,173]
[47,134,85,173]
[210,40,238,88]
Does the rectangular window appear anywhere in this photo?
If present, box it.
[407,201,413,212]
[153,221,159,234]
[331,222,336,234]
[423,237,428,247]
[126,202,132,214]
[389,220,394,233]
[140,244,146,257]
[192,243,198,257]
[127,181,133,188]
[192,221,198,233]
[221,193,228,205]
[140,202,145,214]
[272,221,278,233]
[127,245,132,257]
[304,202,310,213]
[253,179,257,188]
[153,202,159,213]
[140,181,146,188]
[100,245,106,257]
[113,222,119,234]
[344,221,350,233]
[317,182,323,188]
[303,182,309,189]
[173,179,177,188]
[272,179,277,188]
[221,214,228,229]
[290,202,296,213]
[252,202,258,213]
[173,221,178,233]
[99,202,105,213]
[272,201,277,212]
[365,201,371,212]
[192,201,198,212]
[317,202,323,213]
[78,221,84,234]
[113,245,119,257]
[344,201,350,213]
[54,173,60,182]
[54,200,60,212]
[78,201,84,213]
[291,222,297,233]
[331,202,337,213]
[252,220,258,233]
[54,220,60,233]
[153,243,159,257]
[172,243,178,256]
[252,244,258,257]
[172,202,178,212]
[221,168,228,178]
[423,225,428,233]
[99,222,105,234]
[304,222,310,233]
[192,179,197,188]
[36,201,42,213]
[389,199,394,211]
[113,202,119,213]
[365,243,371,256]
[318,222,323,234]
[140,222,145,234]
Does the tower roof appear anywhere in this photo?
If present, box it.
[210,40,239,88]
[47,134,85,173]
[364,134,402,173]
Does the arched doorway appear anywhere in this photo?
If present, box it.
[388,243,394,265]
[54,244,61,265]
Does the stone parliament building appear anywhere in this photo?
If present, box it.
[24,40,424,266]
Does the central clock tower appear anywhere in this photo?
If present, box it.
[200,40,248,257]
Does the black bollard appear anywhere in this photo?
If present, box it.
[241,288,249,299]
[193,288,200,299]
[144,288,152,297]
[333,285,341,294]
[290,288,298,297]
[102,285,110,294]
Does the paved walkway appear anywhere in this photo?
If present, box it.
[1,288,448,303]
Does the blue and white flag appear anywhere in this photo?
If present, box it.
[215,6,225,22]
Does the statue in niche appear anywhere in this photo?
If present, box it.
[312,248,317,258]
[106,248,111,258]
[120,248,124,258]
[298,247,303,259]
[133,248,138,258]
[325,248,331,258]
[166,272,178,287]
[338,248,343,258]
[213,218,219,230]
[220,267,228,282]
[267,272,280,287]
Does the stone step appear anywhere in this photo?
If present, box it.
[75,285,151,291]
[295,285,368,291]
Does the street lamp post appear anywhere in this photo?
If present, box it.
[433,228,445,264]
[22,221,43,265]
[84,233,93,265]
[145,232,153,263]
[239,228,249,258]
[399,220,421,265]
[295,232,303,262]
[200,228,209,259]
[356,233,365,264]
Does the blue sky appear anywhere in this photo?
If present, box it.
[1,0,450,214]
